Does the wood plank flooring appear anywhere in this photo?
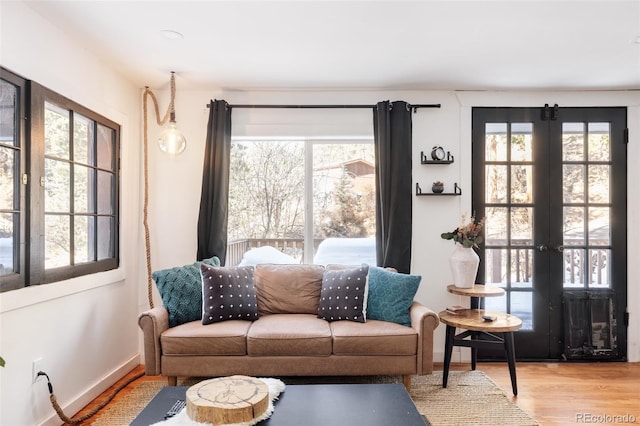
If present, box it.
[75,362,640,425]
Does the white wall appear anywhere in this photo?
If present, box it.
[144,88,639,365]
[0,2,141,425]
[1,2,638,425]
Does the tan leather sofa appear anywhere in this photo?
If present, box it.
[138,264,440,390]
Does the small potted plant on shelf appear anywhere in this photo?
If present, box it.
[432,181,444,193]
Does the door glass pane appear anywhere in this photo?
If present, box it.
[510,249,533,288]
[564,248,586,288]
[511,123,532,161]
[564,207,585,246]
[74,164,94,213]
[511,165,532,203]
[484,294,507,314]
[589,249,610,288]
[45,102,70,159]
[563,164,585,203]
[0,213,14,275]
[74,215,95,263]
[0,147,14,210]
[588,165,610,203]
[484,207,507,245]
[511,292,533,330]
[589,207,610,246]
[588,123,610,161]
[45,214,70,268]
[484,248,507,284]
[486,165,507,203]
[562,123,585,161]
[510,207,533,246]
[485,123,507,161]
[74,113,94,166]
[45,159,70,212]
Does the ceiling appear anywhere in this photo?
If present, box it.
[23,0,640,91]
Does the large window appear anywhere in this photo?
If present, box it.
[227,137,375,266]
[0,68,120,292]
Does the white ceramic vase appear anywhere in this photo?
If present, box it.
[449,243,480,288]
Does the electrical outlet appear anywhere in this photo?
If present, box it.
[32,358,44,383]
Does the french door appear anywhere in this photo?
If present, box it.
[472,107,627,360]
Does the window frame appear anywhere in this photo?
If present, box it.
[0,67,120,292]
[0,68,27,291]
[228,135,375,265]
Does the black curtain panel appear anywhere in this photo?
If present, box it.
[373,101,413,273]
[197,100,232,264]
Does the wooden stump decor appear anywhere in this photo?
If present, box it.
[186,375,269,425]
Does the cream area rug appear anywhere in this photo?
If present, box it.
[90,371,540,426]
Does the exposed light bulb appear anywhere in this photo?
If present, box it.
[158,120,186,155]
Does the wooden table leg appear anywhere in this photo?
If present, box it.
[503,331,518,396]
[442,325,456,388]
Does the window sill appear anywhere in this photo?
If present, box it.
[0,268,126,313]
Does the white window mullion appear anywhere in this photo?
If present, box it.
[303,139,314,263]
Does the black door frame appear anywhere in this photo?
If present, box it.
[472,106,627,360]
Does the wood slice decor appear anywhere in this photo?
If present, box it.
[186,375,269,425]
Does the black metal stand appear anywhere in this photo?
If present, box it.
[442,325,519,396]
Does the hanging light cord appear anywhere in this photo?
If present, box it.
[39,371,144,424]
[142,73,177,309]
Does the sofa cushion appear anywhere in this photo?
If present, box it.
[161,320,251,355]
[200,264,259,325]
[330,319,417,356]
[153,256,221,328]
[317,265,369,323]
[247,314,332,356]
[367,266,421,327]
[254,264,324,315]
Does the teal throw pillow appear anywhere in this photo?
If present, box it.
[367,266,421,327]
[153,256,221,327]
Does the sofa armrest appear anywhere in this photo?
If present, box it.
[409,301,440,375]
[138,306,169,376]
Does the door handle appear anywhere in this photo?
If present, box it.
[537,244,563,253]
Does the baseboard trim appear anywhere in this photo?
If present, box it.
[39,354,140,426]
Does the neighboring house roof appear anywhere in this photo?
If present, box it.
[314,159,375,177]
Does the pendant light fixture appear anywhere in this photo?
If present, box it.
[157,113,187,155]
[143,71,187,156]
[156,72,186,155]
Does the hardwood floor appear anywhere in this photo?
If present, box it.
[75,362,640,425]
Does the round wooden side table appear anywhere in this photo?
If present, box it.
[440,284,522,395]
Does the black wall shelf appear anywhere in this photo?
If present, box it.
[420,150,454,164]
[416,182,462,196]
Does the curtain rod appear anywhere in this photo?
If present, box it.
[207,102,441,111]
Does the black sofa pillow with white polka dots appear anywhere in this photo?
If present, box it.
[200,264,259,325]
[318,265,369,323]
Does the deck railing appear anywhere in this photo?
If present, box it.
[226,238,323,266]
[486,243,609,287]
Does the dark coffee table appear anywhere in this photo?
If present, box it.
[130,383,427,426]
